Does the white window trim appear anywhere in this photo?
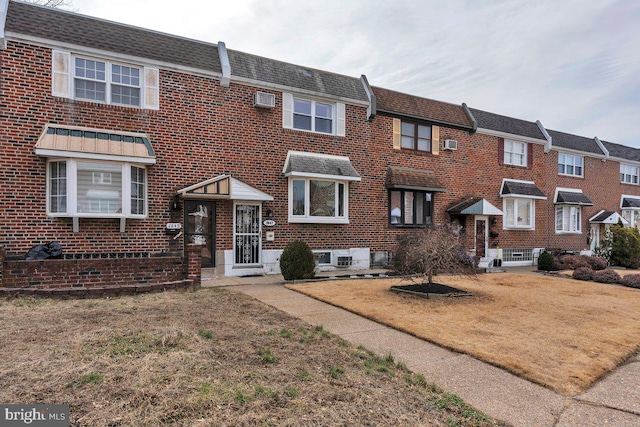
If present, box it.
[555,205,582,234]
[620,163,639,185]
[51,50,159,110]
[46,158,148,219]
[621,209,640,229]
[558,152,584,177]
[287,177,350,224]
[282,93,345,136]
[502,197,535,230]
[504,140,528,167]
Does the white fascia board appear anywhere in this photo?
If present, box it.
[6,32,223,80]
[0,0,8,50]
[230,75,369,107]
[476,127,548,145]
[177,175,228,195]
[284,171,361,182]
[536,120,552,153]
[34,148,156,165]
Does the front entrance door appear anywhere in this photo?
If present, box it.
[234,203,261,265]
[590,225,600,252]
[185,200,216,267]
[475,216,488,258]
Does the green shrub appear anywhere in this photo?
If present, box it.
[279,240,315,280]
[599,223,640,269]
[537,250,559,271]
[592,269,621,284]
[573,267,594,281]
[621,274,640,289]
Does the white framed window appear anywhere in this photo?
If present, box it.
[503,198,534,229]
[74,57,141,107]
[620,164,639,184]
[47,159,147,218]
[51,50,159,110]
[556,205,581,233]
[622,210,640,228]
[558,153,584,177]
[289,178,349,224]
[504,140,527,166]
[282,93,345,136]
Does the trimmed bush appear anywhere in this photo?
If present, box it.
[572,267,594,281]
[586,256,608,271]
[537,250,559,271]
[558,255,589,270]
[599,223,640,269]
[592,269,621,284]
[279,240,316,280]
[621,274,640,289]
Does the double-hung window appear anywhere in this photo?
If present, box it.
[400,121,432,152]
[558,153,583,177]
[504,140,527,166]
[282,93,346,136]
[51,50,159,110]
[47,160,147,218]
[622,210,640,228]
[503,198,534,229]
[556,205,581,233]
[620,164,639,184]
[389,189,433,227]
[74,57,141,107]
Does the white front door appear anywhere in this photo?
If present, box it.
[590,225,600,252]
[475,216,488,259]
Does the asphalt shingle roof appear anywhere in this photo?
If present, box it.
[284,153,360,179]
[373,87,473,129]
[556,191,593,206]
[6,1,221,72]
[228,50,368,102]
[546,130,603,155]
[621,196,640,208]
[385,167,446,192]
[469,108,546,141]
[601,140,640,162]
[501,180,546,198]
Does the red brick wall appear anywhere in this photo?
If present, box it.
[2,39,640,264]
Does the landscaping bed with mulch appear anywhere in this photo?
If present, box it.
[391,283,472,298]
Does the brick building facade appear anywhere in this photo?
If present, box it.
[2,0,639,284]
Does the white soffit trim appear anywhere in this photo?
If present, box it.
[177,175,274,201]
[476,127,548,145]
[0,0,8,50]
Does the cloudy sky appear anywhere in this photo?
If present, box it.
[66,0,640,148]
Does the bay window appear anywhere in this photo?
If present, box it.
[290,178,347,222]
[556,205,581,233]
[47,159,147,218]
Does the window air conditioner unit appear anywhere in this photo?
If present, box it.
[443,139,458,150]
[254,91,275,108]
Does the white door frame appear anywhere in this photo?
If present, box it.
[474,215,489,259]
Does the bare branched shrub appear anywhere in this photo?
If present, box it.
[392,225,475,287]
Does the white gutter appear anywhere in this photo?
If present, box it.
[0,0,9,50]
[536,120,552,153]
[594,136,609,160]
[217,41,231,87]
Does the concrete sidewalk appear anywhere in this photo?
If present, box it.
[203,272,640,427]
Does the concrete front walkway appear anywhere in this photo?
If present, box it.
[203,272,640,427]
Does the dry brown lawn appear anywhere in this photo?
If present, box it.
[0,288,505,426]
[287,273,640,396]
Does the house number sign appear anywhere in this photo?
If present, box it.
[263,220,276,227]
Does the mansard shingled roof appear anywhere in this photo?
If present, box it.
[469,108,546,141]
[227,50,368,102]
[6,0,222,72]
[373,87,473,129]
[601,140,640,162]
[546,129,604,155]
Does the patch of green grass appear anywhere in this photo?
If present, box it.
[283,386,300,398]
[299,325,331,343]
[234,389,254,404]
[279,329,292,339]
[198,381,212,394]
[329,366,344,379]
[258,348,276,363]
[266,330,276,336]
[254,385,276,399]
[297,369,313,382]
[197,329,213,339]
[106,331,183,357]
[12,297,47,307]
[404,373,427,387]
[67,372,103,388]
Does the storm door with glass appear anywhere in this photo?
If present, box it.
[184,200,216,267]
[234,204,261,265]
